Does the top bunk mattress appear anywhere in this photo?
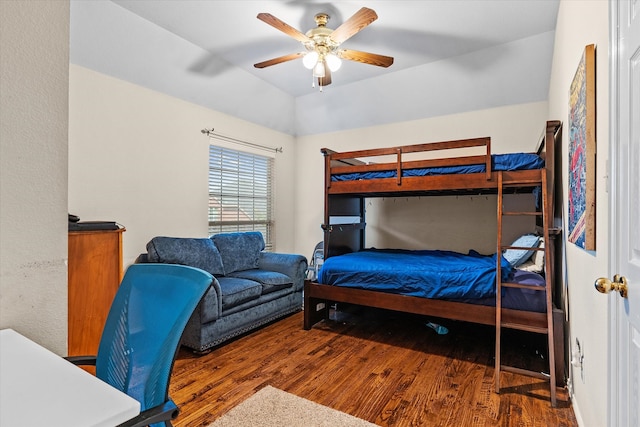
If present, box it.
[331,153,544,181]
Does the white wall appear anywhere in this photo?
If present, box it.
[0,1,70,355]
[293,101,549,257]
[68,65,297,266]
[70,0,297,135]
[547,1,609,426]
[69,66,551,268]
[295,32,555,136]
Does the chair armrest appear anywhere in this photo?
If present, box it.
[65,355,97,366]
[116,400,179,427]
[258,253,308,291]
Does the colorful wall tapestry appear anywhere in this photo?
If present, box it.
[568,44,596,250]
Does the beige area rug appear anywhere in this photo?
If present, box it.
[209,385,378,427]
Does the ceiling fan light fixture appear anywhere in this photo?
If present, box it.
[326,53,342,72]
[302,51,319,69]
[313,60,326,78]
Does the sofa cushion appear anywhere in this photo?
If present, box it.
[146,237,225,276]
[227,269,294,295]
[217,277,262,310]
[211,232,265,274]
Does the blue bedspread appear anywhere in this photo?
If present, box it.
[331,153,544,181]
[318,249,512,299]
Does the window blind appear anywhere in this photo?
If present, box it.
[208,145,274,250]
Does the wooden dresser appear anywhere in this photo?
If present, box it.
[68,228,125,356]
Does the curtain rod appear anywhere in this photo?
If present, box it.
[201,128,283,153]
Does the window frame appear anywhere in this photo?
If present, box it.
[207,145,274,251]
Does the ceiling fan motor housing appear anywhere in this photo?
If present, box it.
[305,13,338,56]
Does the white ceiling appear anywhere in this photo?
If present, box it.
[70,0,560,136]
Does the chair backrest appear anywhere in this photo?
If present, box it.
[95,263,212,412]
[306,241,324,281]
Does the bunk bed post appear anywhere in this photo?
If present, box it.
[495,172,504,393]
[485,137,492,180]
[541,169,558,405]
[543,120,561,227]
[396,148,402,186]
[541,121,566,377]
[323,149,333,191]
[321,149,331,261]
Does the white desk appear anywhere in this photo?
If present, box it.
[0,328,140,427]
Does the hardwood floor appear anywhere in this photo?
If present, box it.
[170,306,578,426]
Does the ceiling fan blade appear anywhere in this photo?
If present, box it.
[319,62,332,87]
[254,52,303,68]
[330,7,378,45]
[257,13,311,43]
[339,49,394,68]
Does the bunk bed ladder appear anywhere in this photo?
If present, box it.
[495,170,557,407]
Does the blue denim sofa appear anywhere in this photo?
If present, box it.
[138,232,307,352]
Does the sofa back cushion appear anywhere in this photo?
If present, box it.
[146,237,225,276]
[211,232,265,274]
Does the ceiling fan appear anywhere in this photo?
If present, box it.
[254,7,394,90]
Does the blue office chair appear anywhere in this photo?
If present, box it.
[67,263,212,427]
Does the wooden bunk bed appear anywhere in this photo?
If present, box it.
[304,120,564,406]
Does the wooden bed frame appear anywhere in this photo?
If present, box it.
[304,120,565,387]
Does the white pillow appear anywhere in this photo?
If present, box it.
[518,239,545,273]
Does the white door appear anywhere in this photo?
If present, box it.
[606,1,640,426]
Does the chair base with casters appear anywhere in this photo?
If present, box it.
[66,263,213,427]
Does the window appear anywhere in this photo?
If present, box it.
[208,145,274,250]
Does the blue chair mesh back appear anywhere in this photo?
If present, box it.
[95,264,212,414]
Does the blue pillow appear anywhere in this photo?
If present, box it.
[146,237,225,276]
[211,232,265,274]
[503,234,540,267]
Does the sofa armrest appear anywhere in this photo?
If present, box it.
[181,277,222,325]
[258,253,308,291]
[135,253,149,263]
[202,278,223,322]
[136,252,223,323]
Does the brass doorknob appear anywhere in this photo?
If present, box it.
[594,274,628,298]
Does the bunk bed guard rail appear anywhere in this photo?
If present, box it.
[321,137,492,188]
